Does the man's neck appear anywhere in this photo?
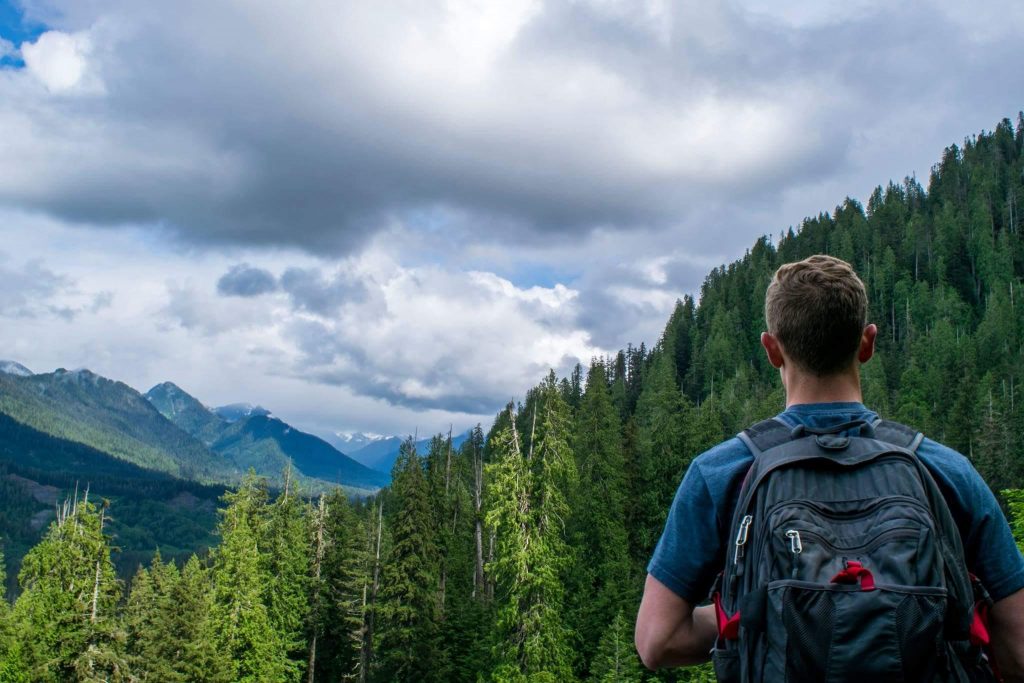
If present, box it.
[783,367,863,408]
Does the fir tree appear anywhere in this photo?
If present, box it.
[567,361,631,674]
[209,472,285,682]
[588,610,643,683]
[262,467,311,682]
[486,374,577,682]
[377,439,440,682]
[11,495,128,682]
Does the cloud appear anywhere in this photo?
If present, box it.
[217,263,278,297]
[21,30,92,92]
[1,0,1017,257]
[272,254,600,412]
[0,255,72,317]
[279,266,368,316]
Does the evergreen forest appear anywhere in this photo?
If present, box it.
[2,115,1024,682]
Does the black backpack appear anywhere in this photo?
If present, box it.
[709,417,999,683]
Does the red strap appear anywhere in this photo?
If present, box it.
[970,602,991,647]
[713,592,741,640]
[830,561,876,591]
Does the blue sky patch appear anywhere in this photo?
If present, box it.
[0,0,46,68]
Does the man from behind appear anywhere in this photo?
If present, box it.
[635,255,1024,681]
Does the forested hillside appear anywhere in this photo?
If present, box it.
[1,114,1024,682]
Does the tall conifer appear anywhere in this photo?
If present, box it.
[377,439,439,682]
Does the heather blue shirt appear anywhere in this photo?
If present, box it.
[647,402,1024,604]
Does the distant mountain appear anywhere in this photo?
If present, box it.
[212,415,389,490]
[0,411,224,591]
[144,382,225,445]
[214,403,272,422]
[348,430,472,473]
[326,431,387,454]
[0,369,237,483]
[346,436,404,472]
[145,383,388,490]
[0,360,33,376]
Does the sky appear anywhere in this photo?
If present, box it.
[1,0,1023,442]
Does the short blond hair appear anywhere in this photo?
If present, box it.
[765,255,868,376]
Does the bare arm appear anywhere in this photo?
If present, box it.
[990,587,1024,683]
[634,573,718,670]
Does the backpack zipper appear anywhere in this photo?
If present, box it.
[785,530,803,578]
[780,525,921,580]
[734,514,753,567]
[750,497,933,579]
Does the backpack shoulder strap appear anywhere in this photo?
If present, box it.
[736,417,792,456]
[871,418,924,452]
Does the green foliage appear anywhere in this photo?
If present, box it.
[486,375,578,682]
[589,610,643,683]
[567,361,632,675]
[10,497,128,682]
[261,470,311,682]
[1006,489,1024,553]
[125,552,231,682]
[208,473,286,682]
[377,439,440,682]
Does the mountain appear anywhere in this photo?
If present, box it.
[326,431,387,454]
[0,369,238,483]
[347,430,472,473]
[0,360,33,376]
[214,403,272,422]
[144,381,226,445]
[212,415,389,489]
[0,411,224,592]
[145,382,389,490]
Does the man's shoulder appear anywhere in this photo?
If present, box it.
[690,436,755,501]
[913,435,985,491]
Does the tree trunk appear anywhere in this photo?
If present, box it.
[307,495,327,683]
[473,433,485,598]
[360,503,384,683]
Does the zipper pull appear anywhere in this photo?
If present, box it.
[734,515,753,566]
[785,530,802,579]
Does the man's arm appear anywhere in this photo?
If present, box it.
[634,573,718,670]
[990,587,1024,683]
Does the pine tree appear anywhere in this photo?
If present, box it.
[486,374,577,682]
[1005,489,1024,552]
[588,610,643,683]
[174,555,233,683]
[314,490,373,682]
[0,544,22,683]
[567,361,631,675]
[209,472,285,682]
[10,495,128,682]
[630,349,693,559]
[377,439,440,682]
[125,550,230,682]
[262,467,311,682]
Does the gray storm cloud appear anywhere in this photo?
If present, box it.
[7,0,1005,253]
[217,264,279,297]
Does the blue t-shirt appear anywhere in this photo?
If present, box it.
[647,402,1024,605]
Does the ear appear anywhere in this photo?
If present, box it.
[857,324,877,363]
[761,332,785,369]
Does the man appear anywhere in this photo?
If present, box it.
[634,255,1024,680]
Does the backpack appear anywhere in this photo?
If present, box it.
[709,417,999,683]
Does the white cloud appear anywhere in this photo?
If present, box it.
[21,31,92,92]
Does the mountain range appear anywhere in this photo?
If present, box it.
[0,363,388,493]
[333,431,473,474]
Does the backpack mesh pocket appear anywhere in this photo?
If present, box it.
[765,580,948,682]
